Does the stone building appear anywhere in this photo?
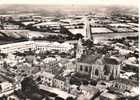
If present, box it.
[110,78,138,93]
[91,56,121,80]
[76,54,101,76]
[35,71,55,87]
[76,54,121,81]
[53,75,70,91]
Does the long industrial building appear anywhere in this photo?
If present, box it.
[0,41,74,54]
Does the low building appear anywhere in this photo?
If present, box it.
[35,71,55,87]
[110,78,139,97]
[2,24,20,30]
[0,41,35,54]
[64,60,77,71]
[0,41,74,54]
[35,42,74,53]
[53,75,69,91]
[100,92,119,100]
[80,85,99,100]
[0,81,13,93]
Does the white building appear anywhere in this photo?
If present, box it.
[36,71,55,87]
[35,41,74,53]
[0,41,74,54]
[0,41,35,54]
[0,81,13,93]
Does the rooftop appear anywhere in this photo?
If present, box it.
[103,56,120,65]
[100,92,119,99]
[78,54,102,64]
[36,71,55,78]
[54,75,66,82]
[115,78,138,86]
[80,85,99,94]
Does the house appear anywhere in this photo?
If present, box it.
[35,41,74,53]
[35,71,55,87]
[53,75,70,91]
[80,85,99,100]
[109,78,139,97]
[100,92,119,100]
[0,41,35,54]
[0,81,13,92]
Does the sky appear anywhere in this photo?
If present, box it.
[0,0,139,6]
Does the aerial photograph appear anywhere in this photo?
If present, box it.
[0,0,139,100]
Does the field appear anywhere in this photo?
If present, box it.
[91,27,113,33]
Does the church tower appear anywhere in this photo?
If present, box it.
[76,38,84,59]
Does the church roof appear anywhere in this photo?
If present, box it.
[78,54,101,64]
[103,56,120,65]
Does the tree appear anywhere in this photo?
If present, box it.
[60,25,73,36]
[3,61,9,70]
[83,39,94,49]
[0,95,7,100]
[0,53,7,58]
[31,93,44,100]
[66,96,75,100]
[82,80,89,85]
[74,34,83,40]
[21,76,39,97]
[14,90,27,99]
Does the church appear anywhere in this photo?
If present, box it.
[76,54,120,81]
[75,39,120,81]
[75,16,121,81]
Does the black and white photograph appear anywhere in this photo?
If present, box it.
[0,0,139,100]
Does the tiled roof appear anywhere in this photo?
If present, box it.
[78,54,102,64]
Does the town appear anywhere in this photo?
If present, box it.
[0,4,139,100]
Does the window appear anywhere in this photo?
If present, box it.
[85,66,88,72]
[100,82,106,85]
[0,85,2,91]
[104,65,110,75]
[80,65,83,71]
[95,69,99,76]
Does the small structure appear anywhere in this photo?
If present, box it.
[80,85,99,100]
[35,71,55,87]
[0,81,13,93]
[100,92,119,100]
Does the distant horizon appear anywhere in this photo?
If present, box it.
[0,4,138,16]
[0,0,139,6]
[0,4,138,8]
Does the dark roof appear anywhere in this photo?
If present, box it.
[55,75,66,82]
[125,63,139,68]
[115,78,138,86]
[78,54,102,64]
[103,57,120,65]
